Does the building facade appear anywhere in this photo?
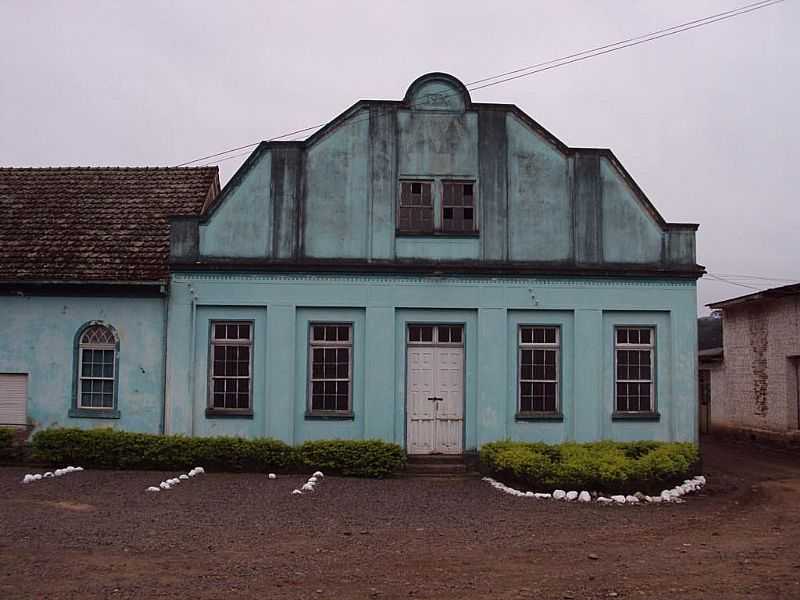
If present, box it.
[0,167,219,433]
[164,72,702,452]
[703,285,800,445]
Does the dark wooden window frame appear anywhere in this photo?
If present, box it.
[397,180,434,234]
[516,325,561,419]
[613,326,659,419]
[441,180,477,234]
[206,320,254,418]
[306,322,354,419]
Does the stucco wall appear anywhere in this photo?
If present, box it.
[0,295,166,433]
[189,76,696,271]
[715,297,800,434]
[165,273,698,447]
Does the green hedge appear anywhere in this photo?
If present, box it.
[31,428,405,477]
[480,440,699,494]
[299,439,406,478]
[0,428,14,451]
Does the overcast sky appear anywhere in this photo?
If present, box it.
[1,0,797,313]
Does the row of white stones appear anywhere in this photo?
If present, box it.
[22,466,84,483]
[145,467,205,492]
[292,471,324,495]
[482,475,707,504]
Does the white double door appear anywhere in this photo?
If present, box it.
[407,346,464,455]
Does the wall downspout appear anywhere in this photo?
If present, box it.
[160,287,169,434]
[188,284,198,437]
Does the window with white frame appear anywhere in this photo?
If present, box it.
[518,326,560,414]
[209,322,252,412]
[309,324,352,414]
[77,324,117,410]
[615,327,655,413]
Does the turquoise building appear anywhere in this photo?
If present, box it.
[1,73,702,453]
[166,73,702,452]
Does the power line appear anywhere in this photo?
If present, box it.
[465,0,779,87]
[704,274,763,290]
[708,272,798,283]
[176,0,784,167]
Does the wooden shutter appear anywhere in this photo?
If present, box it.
[398,182,433,233]
[0,374,27,425]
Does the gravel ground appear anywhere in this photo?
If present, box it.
[1,438,799,600]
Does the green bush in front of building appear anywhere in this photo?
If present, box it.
[480,439,699,494]
[31,428,405,478]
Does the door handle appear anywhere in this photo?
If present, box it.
[427,397,443,402]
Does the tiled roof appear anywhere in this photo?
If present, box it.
[0,167,219,284]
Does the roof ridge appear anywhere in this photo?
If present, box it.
[0,166,218,172]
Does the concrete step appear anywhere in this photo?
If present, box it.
[406,454,467,464]
[404,459,472,477]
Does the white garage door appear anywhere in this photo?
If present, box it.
[0,374,28,425]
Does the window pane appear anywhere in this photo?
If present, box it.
[617,329,627,344]
[521,328,532,344]
[409,326,420,342]
[450,327,462,343]
[438,326,450,343]
[420,327,433,342]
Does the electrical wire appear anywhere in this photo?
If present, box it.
[175,0,784,167]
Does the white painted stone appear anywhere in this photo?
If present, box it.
[146,487,160,492]
[625,495,639,504]
[301,483,315,492]
[44,472,54,478]
[268,473,276,479]
[696,475,706,485]
[292,489,302,495]
[22,474,34,484]
[33,474,42,480]
[313,471,324,478]
[578,491,591,503]
[566,491,578,501]
[179,474,189,480]
[553,489,567,500]
[534,493,551,499]
[660,490,672,502]
[74,467,83,472]
[650,496,662,503]
[54,469,64,477]
[308,477,318,484]
[525,491,535,497]
[597,497,613,504]
[194,467,205,474]
[611,495,626,504]
[159,482,171,490]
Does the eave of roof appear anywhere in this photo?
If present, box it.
[708,282,800,309]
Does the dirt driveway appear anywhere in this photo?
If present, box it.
[1,438,799,600]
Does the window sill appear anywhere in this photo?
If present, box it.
[612,412,661,422]
[515,413,564,422]
[305,411,355,421]
[205,408,254,419]
[69,408,120,419]
[395,231,480,238]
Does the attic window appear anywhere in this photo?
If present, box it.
[398,181,433,233]
[442,181,476,233]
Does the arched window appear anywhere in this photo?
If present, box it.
[70,323,120,418]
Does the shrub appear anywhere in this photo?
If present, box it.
[299,439,406,478]
[0,428,14,451]
[30,428,405,477]
[480,439,699,494]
